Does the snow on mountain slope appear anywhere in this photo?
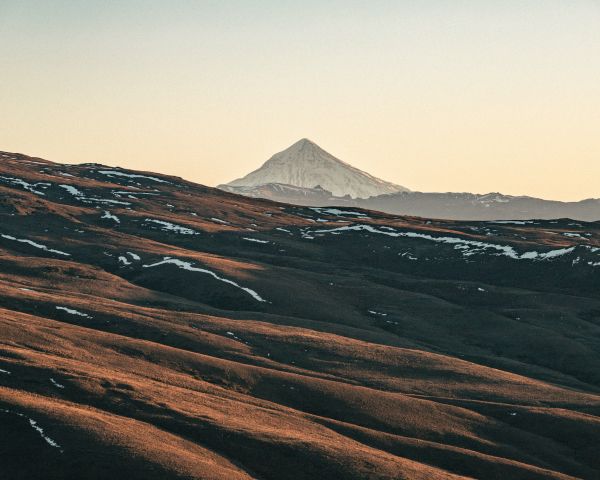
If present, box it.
[224,138,408,199]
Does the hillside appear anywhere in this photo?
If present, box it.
[1,149,600,479]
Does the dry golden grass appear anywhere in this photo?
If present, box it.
[1,150,599,479]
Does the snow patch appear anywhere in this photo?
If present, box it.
[0,409,63,452]
[311,224,580,262]
[0,176,50,196]
[143,257,266,302]
[310,207,367,217]
[29,418,62,449]
[50,378,65,389]
[0,234,70,256]
[55,306,92,318]
[563,232,587,240]
[59,184,83,197]
[97,170,170,183]
[144,219,198,235]
[242,237,269,244]
[101,211,120,223]
[491,220,533,225]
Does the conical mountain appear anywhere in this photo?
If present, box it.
[225,138,408,199]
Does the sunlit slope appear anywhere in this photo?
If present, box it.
[1,150,599,479]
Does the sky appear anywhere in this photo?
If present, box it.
[1,1,599,201]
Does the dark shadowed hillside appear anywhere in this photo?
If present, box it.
[1,150,600,479]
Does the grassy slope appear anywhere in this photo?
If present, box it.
[0,151,599,479]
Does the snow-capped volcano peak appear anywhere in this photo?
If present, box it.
[225,138,409,199]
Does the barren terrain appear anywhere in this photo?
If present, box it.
[1,150,599,479]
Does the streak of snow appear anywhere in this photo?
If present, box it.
[101,211,120,223]
[59,184,83,197]
[97,170,170,183]
[310,208,367,217]
[143,257,266,302]
[50,378,65,389]
[243,237,269,244]
[55,306,92,318]
[29,418,63,449]
[83,198,131,205]
[311,224,579,261]
[0,176,50,195]
[225,331,243,341]
[0,409,63,452]
[491,220,533,225]
[144,219,198,235]
[112,190,158,196]
[563,232,587,240]
[0,234,70,256]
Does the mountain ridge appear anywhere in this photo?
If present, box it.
[220,140,600,221]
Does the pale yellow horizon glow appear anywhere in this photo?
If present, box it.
[1,1,599,201]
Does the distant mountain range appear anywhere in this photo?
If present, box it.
[220,140,600,221]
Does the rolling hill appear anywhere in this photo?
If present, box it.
[1,149,600,479]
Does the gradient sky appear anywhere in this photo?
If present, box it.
[1,1,599,200]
